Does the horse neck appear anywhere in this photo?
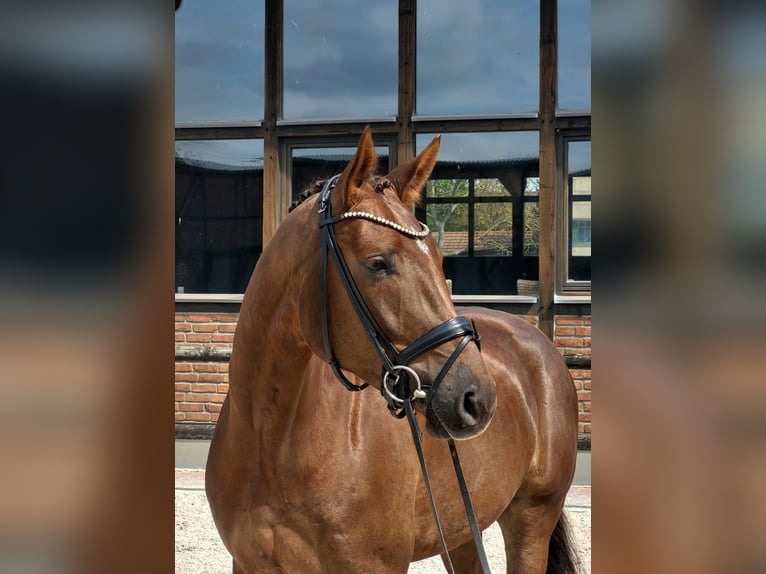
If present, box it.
[227,210,321,427]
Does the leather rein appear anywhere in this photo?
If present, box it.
[317,174,492,573]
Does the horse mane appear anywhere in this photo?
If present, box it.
[288,175,391,213]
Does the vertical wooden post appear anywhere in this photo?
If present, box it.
[263,0,283,247]
[397,0,416,166]
[538,0,557,339]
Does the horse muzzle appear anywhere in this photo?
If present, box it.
[423,365,496,440]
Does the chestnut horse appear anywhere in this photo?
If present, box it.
[206,127,579,573]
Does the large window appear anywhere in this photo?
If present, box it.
[174,0,591,306]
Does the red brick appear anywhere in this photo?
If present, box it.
[186,393,210,403]
[176,323,192,332]
[579,413,591,422]
[175,373,198,382]
[217,384,229,393]
[577,391,591,402]
[555,327,575,336]
[193,364,217,373]
[186,334,212,343]
[175,412,185,421]
[185,412,212,422]
[584,381,591,390]
[212,334,235,343]
[174,313,187,322]
[187,314,211,323]
[556,317,584,326]
[572,380,582,390]
[206,403,223,413]
[569,369,591,379]
[175,363,193,372]
[179,403,203,412]
[575,326,591,337]
[175,392,186,402]
[583,423,591,432]
[211,413,220,423]
[218,324,237,333]
[212,314,239,323]
[191,383,218,393]
[556,337,583,348]
[192,324,218,333]
[218,364,229,373]
[175,383,192,392]
[211,393,227,403]
[175,333,185,342]
[209,343,232,348]
[199,373,223,383]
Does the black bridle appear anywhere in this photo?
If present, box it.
[317,174,492,573]
[317,174,480,417]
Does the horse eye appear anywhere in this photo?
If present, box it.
[366,256,389,275]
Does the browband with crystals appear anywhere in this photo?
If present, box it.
[332,211,431,239]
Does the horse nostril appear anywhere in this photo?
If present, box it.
[458,391,481,427]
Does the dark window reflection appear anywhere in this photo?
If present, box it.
[558,0,591,111]
[283,1,397,119]
[416,133,540,295]
[175,141,264,293]
[175,0,264,123]
[417,0,539,115]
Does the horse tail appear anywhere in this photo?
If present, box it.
[546,512,579,573]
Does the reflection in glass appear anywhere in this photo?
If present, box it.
[175,140,264,293]
[283,1,397,119]
[425,179,469,257]
[567,141,591,282]
[416,133,539,295]
[558,0,591,111]
[475,203,513,256]
[417,0,539,115]
[175,0,264,123]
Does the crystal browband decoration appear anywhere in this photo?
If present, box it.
[338,211,431,239]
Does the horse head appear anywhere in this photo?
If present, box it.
[298,126,497,439]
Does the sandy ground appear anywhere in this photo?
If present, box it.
[176,470,591,573]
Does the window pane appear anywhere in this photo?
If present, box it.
[417,0,539,115]
[416,132,539,295]
[283,1,397,119]
[427,203,468,257]
[175,140,263,293]
[567,140,591,282]
[475,178,511,198]
[558,0,591,111]
[475,203,513,256]
[524,202,539,255]
[175,0,264,123]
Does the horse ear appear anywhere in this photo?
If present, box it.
[386,135,441,208]
[339,125,377,208]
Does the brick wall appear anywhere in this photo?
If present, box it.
[175,311,592,438]
[555,316,592,435]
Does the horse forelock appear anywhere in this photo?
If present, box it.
[287,175,391,214]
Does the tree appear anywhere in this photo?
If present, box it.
[425,179,468,251]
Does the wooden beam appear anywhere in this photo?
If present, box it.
[262,0,282,246]
[538,0,557,340]
[397,0,416,165]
